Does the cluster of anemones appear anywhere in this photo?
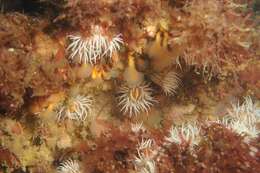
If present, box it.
[66,23,184,118]
[116,51,182,116]
[216,96,260,142]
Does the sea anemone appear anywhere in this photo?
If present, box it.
[67,25,123,65]
[138,138,154,150]
[117,82,156,116]
[228,96,260,121]
[218,96,260,140]
[57,159,81,173]
[150,70,181,96]
[118,54,156,116]
[131,121,145,133]
[229,118,259,139]
[215,115,259,142]
[103,33,124,58]
[134,150,156,173]
[165,122,201,147]
[55,94,94,122]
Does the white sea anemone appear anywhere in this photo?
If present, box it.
[103,33,124,58]
[57,159,81,173]
[134,150,156,173]
[131,121,145,133]
[55,95,94,122]
[216,115,259,141]
[228,96,260,121]
[117,82,156,116]
[138,138,153,150]
[67,26,123,65]
[151,70,181,96]
[216,96,260,141]
[165,122,201,147]
[229,119,259,139]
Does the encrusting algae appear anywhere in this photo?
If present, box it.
[0,0,260,173]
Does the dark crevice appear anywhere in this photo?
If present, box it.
[0,0,63,18]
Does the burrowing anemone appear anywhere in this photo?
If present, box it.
[117,54,156,116]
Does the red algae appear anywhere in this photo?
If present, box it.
[0,0,259,173]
